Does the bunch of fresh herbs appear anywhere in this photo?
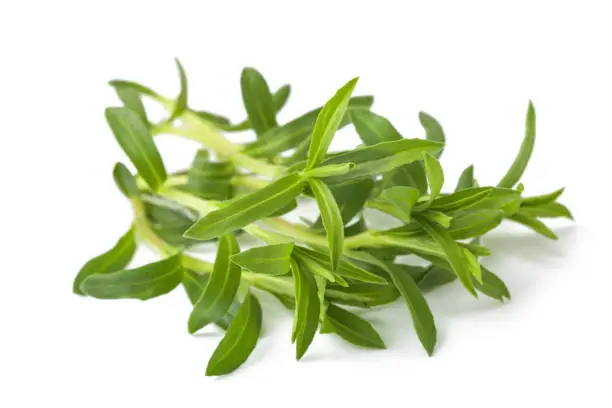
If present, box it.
[74,59,572,376]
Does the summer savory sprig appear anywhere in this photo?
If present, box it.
[74,59,573,376]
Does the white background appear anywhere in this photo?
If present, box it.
[1,1,611,406]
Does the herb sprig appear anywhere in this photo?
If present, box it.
[75,60,573,376]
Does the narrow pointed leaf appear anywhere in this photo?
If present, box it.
[73,228,136,295]
[385,263,437,355]
[455,165,474,191]
[416,217,477,297]
[325,282,399,308]
[293,246,387,285]
[325,304,386,349]
[509,212,558,240]
[108,80,159,99]
[498,101,536,188]
[310,178,344,271]
[469,188,522,216]
[184,173,304,240]
[115,87,148,126]
[240,67,277,137]
[293,253,339,284]
[245,96,372,158]
[112,163,140,198]
[429,187,493,212]
[313,178,375,227]
[474,267,511,301]
[463,248,483,284]
[80,253,183,300]
[419,112,446,159]
[420,210,452,228]
[231,243,294,276]
[188,234,242,333]
[422,152,444,200]
[205,292,262,376]
[105,107,167,190]
[291,259,320,360]
[273,84,291,112]
[306,77,359,169]
[305,163,355,179]
[168,58,188,122]
[350,109,402,145]
[182,270,239,330]
[448,210,504,239]
[522,187,565,206]
[378,186,420,223]
[519,202,573,219]
[417,266,457,291]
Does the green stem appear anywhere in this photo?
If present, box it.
[154,111,284,178]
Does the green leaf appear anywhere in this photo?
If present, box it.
[509,212,558,240]
[192,110,231,126]
[142,195,200,248]
[273,84,291,111]
[325,282,399,308]
[108,80,159,99]
[455,165,474,191]
[231,243,294,276]
[385,263,437,355]
[461,241,491,257]
[188,234,242,333]
[168,58,188,122]
[114,87,148,126]
[349,109,428,194]
[378,186,420,223]
[419,112,446,159]
[320,139,444,183]
[245,96,372,158]
[291,259,320,360]
[112,162,140,198]
[522,187,565,207]
[184,173,304,240]
[306,77,359,169]
[105,107,167,190]
[182,271,239,330]
[313,178,375,227]
[498,101,536,188]
[182,270,210,305]
[468,188,522,216]
[310,178,344,271]
[447,210,504,240]
[519,202,573,219]
[206,292,263,376]
[304,163,355,179]
[240,67,278,137]
[420,210,452,228]
[325,304,386,349]
[463,248,483,284]
[429,187,493,212]
[186,152,234,200]
[416,217,477,297]
[293,246,387,285]
[474,267,511,301]
[80,253,183,300]
[292,253,340,284]
[350,109,403,145]
[422,152,444,200]
[417,266,457,292]
[73,228,136,295]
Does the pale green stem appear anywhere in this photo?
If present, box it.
[153,110,284,178]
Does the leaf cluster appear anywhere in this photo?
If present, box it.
[76,61,573,376]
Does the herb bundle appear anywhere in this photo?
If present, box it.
[74,59,573,376]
